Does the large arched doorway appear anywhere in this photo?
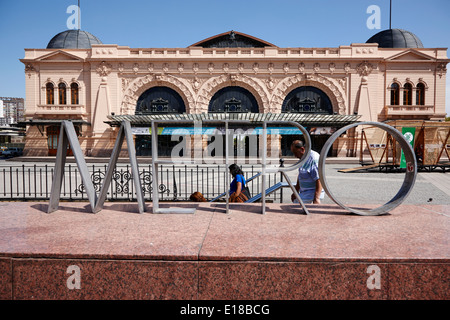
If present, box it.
[208,86,260,158]
[281,86,334,156]
[135,86,186,157]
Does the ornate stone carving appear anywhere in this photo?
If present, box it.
[25,63,35,73]
[356,61,373,77]
[238,63,245,73]
[162,63,169,73]
[132,63,139,74]
[298,62,305,74]
[121,74,195,114]
[252,63,259,74]
[313,63,320,73]
[222,63,229,73]
[437,63,447,78]
[190,76,203,92]
[329,63,336,74]
[229,74,238,84]
[207,63,214,74]
[118,63,124,74]
[177,63,184,74]
[356,47,374,54]
[147,63,154,73]
[25,63,35,78]
[266,76,277,92]
[344,63,351,74]
[197,74,269,113]
[356,61,374,84]
[268,63,274,74]
[283,63,290,74]
[96,61,112,77]
[270,74,346,114]
[337,77,347,92]
[192,63,199,74]
[121,77,130,93]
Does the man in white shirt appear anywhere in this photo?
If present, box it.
[290,140,324,204]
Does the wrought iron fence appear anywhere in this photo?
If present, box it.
[0,164,285,202]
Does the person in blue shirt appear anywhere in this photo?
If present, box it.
[228,164,249,202]
[290,140,324,204]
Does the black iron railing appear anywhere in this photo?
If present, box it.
[0,164,285,202]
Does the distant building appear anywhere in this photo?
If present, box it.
[0,97,25,125]
[19,28,449,157]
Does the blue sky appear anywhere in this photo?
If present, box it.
[0,0,449,115]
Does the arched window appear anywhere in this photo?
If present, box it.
[208,86,259,113]
[282,86,333,114]
[135,86,187,157]
[46,83,54,105]
[136,86,186,114]
[403,83,412,106]
[390,83,399,105]
[71,83,79,105]
[58,83,67,105]
[416,83,425,105]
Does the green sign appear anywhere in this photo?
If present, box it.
[400,127,415,168]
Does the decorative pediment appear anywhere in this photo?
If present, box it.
[386,50,435,61]
[189,30,277,48]
[36,50,84,62]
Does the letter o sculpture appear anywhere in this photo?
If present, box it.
[318,122,417,216]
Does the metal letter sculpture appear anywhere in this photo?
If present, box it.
[48,120,417,216]
[48,121,97,213]
[48,120,145,214]
[318,121,417,216]
[150,119,312,215]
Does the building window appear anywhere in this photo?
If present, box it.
[208,86,259,113]
[135,86,187,157]
[390,83,399,105]
[282,86,333,114]
[71,83,79,105]
[46,83,54,105]
[416,83,425,105]
[403,83,412,106]
[136,86,186,114]
[58,83,67,105]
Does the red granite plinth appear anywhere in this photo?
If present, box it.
[0,202,448,300]
[0,258,12,299]
[13,259,198,300]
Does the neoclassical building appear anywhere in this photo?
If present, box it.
[20,29,448,157]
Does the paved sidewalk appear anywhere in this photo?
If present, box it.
[420,172,450,198]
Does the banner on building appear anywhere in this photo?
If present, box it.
[131,127,309,135]
[400,127,415,168]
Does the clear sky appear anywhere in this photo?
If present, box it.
[0,0,449,115]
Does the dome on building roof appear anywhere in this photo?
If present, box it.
[366,28,424,48]
[46,30,102,49]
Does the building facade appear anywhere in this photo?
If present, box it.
[20,29,449,157]
[0,97,25,126]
